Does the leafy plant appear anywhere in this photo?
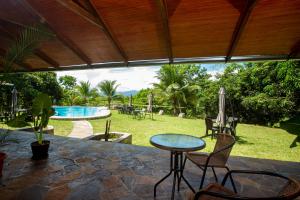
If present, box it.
[0,24,53,74]
[31,93,54,144]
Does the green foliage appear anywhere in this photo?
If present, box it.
[6,114,31,128]
[0,24,53,73]
[76,81,98,105]
[1,72,63,108]
[134,88,152,105]
[97,80,120,108]
[31,93,54,144]
[59,75,77,90]
[154,64,206,115]
[61,90,81,105]
[199,61,300,124]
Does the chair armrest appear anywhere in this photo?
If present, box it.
[221,170,300,199]
[194,190,239,200]
[221,170,290,186]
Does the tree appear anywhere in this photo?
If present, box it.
[1,72,63,108]
[59,75,77,90]
[154,64,204,115]
[97,80,119,109]
[134,88,152,105]
[76,81,96,105]
[199,61,300,125]
[62,90,80,106]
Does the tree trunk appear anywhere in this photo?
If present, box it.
[108,97,111,109]
[172,97,177,115]
[178,99,182,113]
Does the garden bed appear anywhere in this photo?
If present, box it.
[87,132,132,144]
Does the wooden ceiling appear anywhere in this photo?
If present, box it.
[0,0,300,72]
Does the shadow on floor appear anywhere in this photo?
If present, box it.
[235,136,254,145]
[280,113,300,148]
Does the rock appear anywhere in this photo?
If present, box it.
[158,110,164,115]
[178,113,185,118]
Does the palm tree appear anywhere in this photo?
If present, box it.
[64,90,80,106]
[154,64,199,115]
[76,81,96,105]
[0,24,53,85]
[97,80,119,109]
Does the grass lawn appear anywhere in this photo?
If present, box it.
[1,120,73,137]
[88,110,300,162]
[49,119,73,137]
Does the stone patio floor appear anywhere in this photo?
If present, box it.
[0,131,299,200]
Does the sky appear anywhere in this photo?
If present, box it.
[56,64,226,92]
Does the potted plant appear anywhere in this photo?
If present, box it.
[30,93,54,160]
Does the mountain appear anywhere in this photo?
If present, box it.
[117,90,139,97]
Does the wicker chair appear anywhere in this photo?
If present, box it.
[225,117,238,136]
[183,134,236,190]
[190,170,300,200]
[205,117,219,139]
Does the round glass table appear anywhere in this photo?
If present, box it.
[150,133,206,200]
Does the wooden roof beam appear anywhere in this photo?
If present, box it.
[88,0,128,64]
[226,0,257,62]
[22,0,92,65]
[155,0,173,63]
[55,0,104,30]
[288,41,300,59]
[0,22,59,68]
[56,0,128,64]
[35,50,59,67]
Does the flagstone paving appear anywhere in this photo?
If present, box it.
[68,120,93,139]
[0,131,299,200]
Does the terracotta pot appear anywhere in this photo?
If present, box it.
[31,140,50,160]
[0,152,6,177]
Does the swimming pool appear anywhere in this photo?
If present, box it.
[51,106,111,120]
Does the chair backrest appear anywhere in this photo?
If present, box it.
[205,117,213,130]
[228,118,238,130]
[210,134,235,166]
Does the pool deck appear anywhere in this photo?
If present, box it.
[0,131,300,200]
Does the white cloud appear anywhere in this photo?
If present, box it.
[56,64,225,91]
[56,66,161,92]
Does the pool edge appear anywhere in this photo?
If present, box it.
[50,110,111,121]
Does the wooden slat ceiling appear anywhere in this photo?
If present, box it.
[0,0,299,72]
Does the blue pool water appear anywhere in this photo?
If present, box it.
[53,106,106,118]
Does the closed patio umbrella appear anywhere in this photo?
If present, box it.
[129,94,133,107]
[11,87,18,116]
[147,92,153,112]
[216,87,226,132]
[147,92,154,119]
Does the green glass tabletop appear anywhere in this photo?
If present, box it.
[150,133,206,152]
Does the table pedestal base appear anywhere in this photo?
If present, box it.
[154,151,195,200]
